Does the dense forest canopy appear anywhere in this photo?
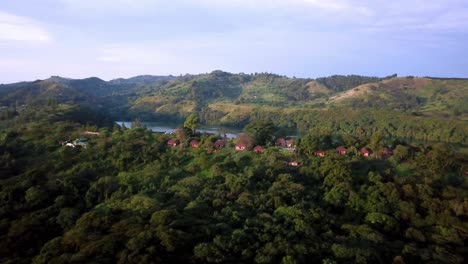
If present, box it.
[0,71,467,263]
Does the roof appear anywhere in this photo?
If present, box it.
[288,161,300,166]
[167,138,180,145]
[214,139,225,148]
[360,148,370,154]
[382,147,393,155]
[83,131,100,136]
[253,145,264,152]
[276,137,286,146]
[235,144,246,150]
[336,146,346,151]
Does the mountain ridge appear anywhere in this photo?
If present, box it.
[0,71,467,124]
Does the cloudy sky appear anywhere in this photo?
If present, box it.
[1,0,467,83]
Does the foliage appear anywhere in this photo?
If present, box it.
[1,73,468,263]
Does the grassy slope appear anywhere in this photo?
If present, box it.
[127,74,468,124]
[1,72,467,126]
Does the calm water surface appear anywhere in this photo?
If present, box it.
[115,121,241,139]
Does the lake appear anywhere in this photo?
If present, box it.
[115,121,241,139]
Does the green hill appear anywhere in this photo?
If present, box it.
[0,80,92,106]
[1,71,467,143]
[328,77,468,118]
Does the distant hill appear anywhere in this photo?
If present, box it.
[0,79,92,105]
[328,77,468,117]
[109,75,175,85]
[1,71,467,125]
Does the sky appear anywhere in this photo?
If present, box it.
[0,0,468,83]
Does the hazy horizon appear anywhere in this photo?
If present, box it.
[4,70,468,85]
[1,0,468,83]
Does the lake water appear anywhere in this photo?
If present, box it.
[115,121,241,139]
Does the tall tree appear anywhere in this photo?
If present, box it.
[183,114,200,135]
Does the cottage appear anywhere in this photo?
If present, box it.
[314,150,326,157]
[167,138,180,147]
[235,143,246,151]
[214,139,226,149]
[336,146,346,155]
[360,148,371,157]
[253,145,264,153]
[190,139,200,148]
[288,161,300,167]
[381,147,393,157]
[276,137,286,147]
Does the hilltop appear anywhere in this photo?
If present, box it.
[2,71,466,120]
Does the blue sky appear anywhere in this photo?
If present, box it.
[1,0,467,83]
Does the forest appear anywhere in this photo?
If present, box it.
[0,101,467,263]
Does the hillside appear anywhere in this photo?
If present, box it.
[0,72,467,264]
[1,71,467,144]
[329,77,468,117]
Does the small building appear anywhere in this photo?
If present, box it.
[235,143,246,151]
[75,137,88,143]
[286,139,294,148]
[253,145,264,153]
[73,138,89,148]
[167,138,180,147]
[83,131,100,136]
[360,148,371,157]
[190,139,200,148]
[65,142,75,148]
[336,146,346,155]
[214,139,226,149]
[288,161,300,167]
[381,147,393,157]
[314,150,326,157]
[276,137,286,147]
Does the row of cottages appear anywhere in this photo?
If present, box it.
[234,144,265,153]
[167,138,299,166]
[313,146,393,157]
[169,139,222,148]
[167,138,265,153]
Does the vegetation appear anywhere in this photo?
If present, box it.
[4,71,467,146]
[0,72,467,263]
[0,101,467,263]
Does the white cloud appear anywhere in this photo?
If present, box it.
[0,11,51,43]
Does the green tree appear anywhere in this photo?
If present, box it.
[183,114,200,135]
[243,119,276,145]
